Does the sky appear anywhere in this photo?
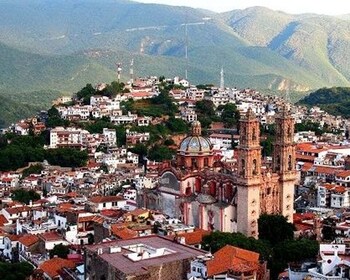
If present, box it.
[135,0,350,15]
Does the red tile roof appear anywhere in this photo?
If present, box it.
[206,245,260,277]
[89,195,124,204]
[39,257,76,279]
[19,234,40,247]
[39,231,63,241]
[171,229,209,245]
[313,166,342,175]
[0,214,8,226]
[110,225,138,240]
[78,215,104,224]
[300,162,313,172]
[336,170,350,178]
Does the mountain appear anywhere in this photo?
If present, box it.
[1,1,350,125]
[297,87,350,118]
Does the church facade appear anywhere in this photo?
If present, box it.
[141,107,297,238]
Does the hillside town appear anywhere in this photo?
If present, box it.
[1,75,350,280]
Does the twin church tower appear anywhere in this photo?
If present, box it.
[142,106,297,238]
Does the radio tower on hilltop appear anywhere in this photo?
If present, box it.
[130,59,134,85]
[116,62,122,83]
[220,67,225,90]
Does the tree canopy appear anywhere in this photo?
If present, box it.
[50,244,70,259]
[258,214,295,245]
[0,261,34,280]
[11,189,40,205]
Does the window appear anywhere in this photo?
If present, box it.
[204,158,209,167]
[276,156,281,172]
[191,158,197,169]
[252,128,256,141]
[253,159,258,175]
[241,159,245,176]
[288,155,293,171]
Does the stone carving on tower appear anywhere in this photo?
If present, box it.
[236,108,262,238]
[273,105,297,222]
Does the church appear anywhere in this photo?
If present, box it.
[141,107,297,238]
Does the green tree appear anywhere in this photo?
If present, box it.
[202,231,271,261]
[258,214,295,245]
[47,106,69,128]
[218,103,240,128]
[22,164,44,178]
[196,100,215,117]
[322,217,337,241]
[261,136,273,156]
[45,148,88,167]
[76,83,96,105]
[0,261,34,280]
[50,244,70,259]
[148,145,175,162]
[11,189,40,205]
[271,239,318,279]
[165,117,189,133]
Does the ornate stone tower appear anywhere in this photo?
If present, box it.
[237,108,262,238]
[273,106,297,223]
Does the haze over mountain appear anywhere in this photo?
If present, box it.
[1,0,350,124]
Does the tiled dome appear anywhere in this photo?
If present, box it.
[178,121,212,155]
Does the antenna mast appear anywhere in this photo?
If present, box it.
[116,62,122,83]
[220,67,224,90]
[130,59,134,85]
[185,11,188,80]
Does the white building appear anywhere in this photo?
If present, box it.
[49,127,90,149]
[103,128,117,146]
[308,244,350,279]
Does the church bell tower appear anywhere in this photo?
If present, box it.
[273,106,297,222]
[236,108,262,238]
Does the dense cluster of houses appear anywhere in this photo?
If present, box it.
[2,75,350,279]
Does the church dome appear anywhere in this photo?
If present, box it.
[178,121,212,155]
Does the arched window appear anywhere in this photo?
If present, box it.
[241,126,246,141]
[253,159,258,175]
[288,155,293,170]
[191,158,197,169]
[204,158,209,167]
[241,159,245,176]
[252,127,256,141]
[276,156,280,172]
[287,125,292,138]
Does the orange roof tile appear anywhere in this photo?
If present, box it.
[39,231,63,241]
[129,208,149,217]
[300,162,313,172]
[336,170,350,178]
[78,215,104,224]
[296,154,316,162]
[89,195,124,204]
[314,166,342,175]
[0,214,8,226]
[19,234,40,247]
[293,213,315,223]
[206,245,260,277]
[39,258,76,279]
[110,225,138,240]
[175,229,210,245]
